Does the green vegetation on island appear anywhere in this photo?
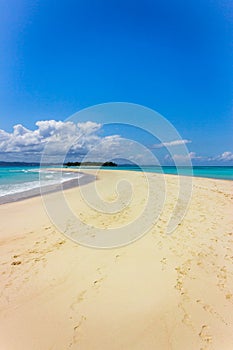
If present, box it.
[64,161,117,167]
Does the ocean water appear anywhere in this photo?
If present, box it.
[0,165,232,202]
[114,165,233,181]
[0,166,83,199]
[78,165,233,181]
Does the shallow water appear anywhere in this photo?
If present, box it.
[0,166,83,198]
[94,165,233,181]
[0,165,232,202]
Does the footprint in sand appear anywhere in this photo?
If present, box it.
[93,277,104,290]
[160,257,167,271]
[199,325,212,345]
[225,293,232,300]
[115,254,121,261]
[216,266,227,291]
[68,315,87,348]
[70,290,87,312]
[196,300,227,325]
[11,261,22,266]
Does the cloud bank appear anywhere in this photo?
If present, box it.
[0,120,232,165]
[0,120,115,162]
[0,120,156,164]
[215,151,233,161]
[165,151,233,164]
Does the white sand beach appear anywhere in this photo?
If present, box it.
[0,170,232,349]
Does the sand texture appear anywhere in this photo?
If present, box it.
[0,170,232,349]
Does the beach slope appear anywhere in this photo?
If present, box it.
[0,170,232,349]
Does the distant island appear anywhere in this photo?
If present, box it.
[0,161,118,167]
[64,161,117,167]
[0,161,40,167]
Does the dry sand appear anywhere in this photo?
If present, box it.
[0,170,232,350]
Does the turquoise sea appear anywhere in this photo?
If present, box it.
[112,165,233,180]
[0,165,232,202]
[0,166,82,200]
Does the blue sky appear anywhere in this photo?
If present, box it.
[0,0,232,164]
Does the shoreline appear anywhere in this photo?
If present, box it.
[0,166,232,206]
[0,171,96,205]
[65,165,233,181]
[0,166,233,205]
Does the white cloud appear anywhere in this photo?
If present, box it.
[1,120,153,163]
[77,121,101,135]
[0,120,103,161]
[152,139,191,149]
[215,151,233,161]
[1,120,232,165]
[82,136,158,165]
[176,152,202,160]
[165,150,233,164]
[165,152,203,163]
